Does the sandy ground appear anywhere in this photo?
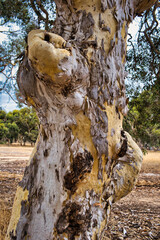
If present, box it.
[0,146,160,240]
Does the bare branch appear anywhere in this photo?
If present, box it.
[36,0,49,30]
[137,1,160,54]
[134,0,157,16]
[144,31,160,54]
[30,0,46,23]
[127,33,137,68]
[4,88,18,104]
[143,1,160,55]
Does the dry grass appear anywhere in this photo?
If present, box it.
[141,150,160,174]
[0,173,22,240]
[0,201,12,240]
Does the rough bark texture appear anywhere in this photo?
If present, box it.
[6,0,156,239]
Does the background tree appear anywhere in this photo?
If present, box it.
[0,122,9,143]
[0,108,39,145]
[5,122,19,143]
[124,1,160,149]
[17,108,39,145]
[0,109,6,121]
[124,83,160,149]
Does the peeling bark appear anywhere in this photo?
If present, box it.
[6,0,156,239]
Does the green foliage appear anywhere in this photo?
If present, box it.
[0,0,31,24]
[5,122,19,143]
[0,107,39,145]
[123,83,160,149]
[0,110,6,119]
[0,122,9,143]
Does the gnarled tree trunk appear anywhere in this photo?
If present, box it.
[6,0,156,239]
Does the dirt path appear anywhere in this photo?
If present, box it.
[0,146,160,240]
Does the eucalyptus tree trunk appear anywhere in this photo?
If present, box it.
[6,0,156,239]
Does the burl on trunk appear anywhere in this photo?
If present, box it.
[6,0,156,239]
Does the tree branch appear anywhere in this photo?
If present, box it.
[36,0,49,30]
[0,30,21,34]
[143,2,160,54]
[134,0,157,16]
[144,31,160,55]
[30,0,46,23]
[4,89,18,104]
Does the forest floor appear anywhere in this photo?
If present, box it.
[0,146,160,240]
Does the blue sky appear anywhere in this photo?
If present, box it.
[0,91,18,112]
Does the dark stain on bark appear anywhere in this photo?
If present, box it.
[43,149,49,157]
[9,230,17,240]
[56,202,92,239]
[21,200,28,215]
[115,106,121,119]
[118,131,128,157]
[61,82,73,97]
[43,212,46,224]
[96,233,100,240]
[92,219,98,228]
[64,150,94,193]
[37,186,44,200]
[21,223,29,238]
[41,127,48,141]
[55,168,60,182]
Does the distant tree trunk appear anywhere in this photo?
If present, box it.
[6,0,156,239]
